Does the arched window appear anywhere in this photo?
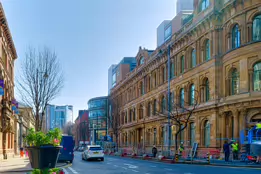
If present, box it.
[204,121,211,147]
[200,0,210,12]
[161,96,166,113]
[232,24,241,49]
[190,84,195,105]
[253,14,261,41]
[139,57,145,65]
[205,40,210,61]
[231,69,239,95]
[190,123,196,146]
[181,56,185,73]
[253,62,261,91]
[170,62,175,78]
[205,79,210,102]
[180,88,184,107]
[133,108,136,121]
[148,102,151,117]
[191,49,196,67]
[153,99,157,115]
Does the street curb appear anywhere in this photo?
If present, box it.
[107,155,261,169]
[3,162,71,173]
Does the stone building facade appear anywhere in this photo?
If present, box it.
[0,3,18,159]
[109,0,261,153]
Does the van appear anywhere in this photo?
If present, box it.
[58,135,75,163]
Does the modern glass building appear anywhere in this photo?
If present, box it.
[45,104,73,131]
[87,96,108,144]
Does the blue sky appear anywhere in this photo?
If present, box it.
[2,0,176,119]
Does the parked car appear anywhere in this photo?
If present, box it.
[58,135,75,163]
[82,145,104,161]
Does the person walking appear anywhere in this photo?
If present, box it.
[223,140,233,163]
[152,145,157,158]
[20,147,24,158]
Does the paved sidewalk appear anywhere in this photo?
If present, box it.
[0,156,31,173]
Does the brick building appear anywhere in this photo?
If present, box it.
[0,3,18,159]
[109,0,261,154]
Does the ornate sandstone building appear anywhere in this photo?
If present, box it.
[110,0,261,153]
[0,3,18,159]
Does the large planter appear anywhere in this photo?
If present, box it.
[27,145,62,169]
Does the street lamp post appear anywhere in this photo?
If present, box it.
[167,45,171,156]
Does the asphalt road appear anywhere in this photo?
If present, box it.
[62,152,261,174]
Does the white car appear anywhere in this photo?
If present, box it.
[82,145,104,161]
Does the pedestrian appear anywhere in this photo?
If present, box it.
[20,147,24,158]
[179,142,184,156]
[152,145,157,158]
[223,140,233,163]
[231,141,239,160]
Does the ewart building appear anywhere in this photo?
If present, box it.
[109,0,261,153]
[0,3,18,159]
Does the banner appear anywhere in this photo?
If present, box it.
[11,99,17,111]
[0,80,4,96]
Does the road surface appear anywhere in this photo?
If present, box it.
[62,152,261,174]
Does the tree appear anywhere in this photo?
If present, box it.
[17,47,64,131]
[63,121,74,135]
[157,89,199,152]
[108,98,121,152]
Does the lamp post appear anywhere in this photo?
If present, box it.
[167,45,171,156]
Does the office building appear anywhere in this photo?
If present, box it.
[176,0,194,15]
[45,105,73,131]
[88,96,108,144]
[108,64,117,95]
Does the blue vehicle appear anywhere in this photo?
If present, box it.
[58,135,75,163]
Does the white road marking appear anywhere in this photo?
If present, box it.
[164,168,172,171]
[62,168,69,174]
[121,167,128,170]
[132,170,139,172]
[68,167,78,174]
[123,163,138,169]
[107,162,111,164]
[150,165,157,167]
[114,165,119,167]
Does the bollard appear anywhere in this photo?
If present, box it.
[175,153,179,162]
[206,152,210,164]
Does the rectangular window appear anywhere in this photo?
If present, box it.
[181,56,185,73]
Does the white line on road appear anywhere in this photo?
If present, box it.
[114,165,119,167]
[107,162,111,164]
[121,167,128,170]
[68,167,78,174]
[62,168,69,174]
[164,168,172,171]
[150,165,157,167]
[132,170,139,172]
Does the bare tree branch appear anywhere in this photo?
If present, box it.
[156,90,199,151]
[16,46,64,131]
[108,97,121,152]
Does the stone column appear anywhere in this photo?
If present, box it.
[239,109,247,133]
[249,70,253,92]
[227,33,231,51]
[232,110,239,140]
[220,112,226,142]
